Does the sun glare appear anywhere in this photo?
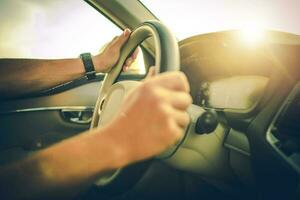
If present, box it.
[240,22,266,45]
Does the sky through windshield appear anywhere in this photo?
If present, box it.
[142,0,300,40]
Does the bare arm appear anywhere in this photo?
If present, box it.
[0,29,138,99]
[0,58,88,98]
[0,126,128,200]
[0,71,192,200]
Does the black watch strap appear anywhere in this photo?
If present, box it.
[80,52,96,80]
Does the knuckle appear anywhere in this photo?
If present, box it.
[177,93,192,109]
[177,72,189,91]
[184,94,193,105]
[168,72,189,91]
[174,130,183,143]
[126,58,132,65]
[142,84,161,107]
[161,104,172,117]
[174,71,185,81]
[187,94,193,104]
[155,104,170,122]
[166,119,176,132]
[183,112,190,125]
[164,119,174,132]
[168,122,183,141]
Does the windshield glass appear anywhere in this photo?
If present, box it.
[142,0,300,40]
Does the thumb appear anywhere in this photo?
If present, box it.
[143,66,156,81]
[114,28,131,47]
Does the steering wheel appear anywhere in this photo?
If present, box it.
[89,20,181,194]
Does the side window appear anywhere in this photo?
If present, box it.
[0,0,145,74]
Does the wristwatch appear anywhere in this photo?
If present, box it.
[80,52,96,80]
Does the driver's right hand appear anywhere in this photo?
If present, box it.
[102,70,192,167]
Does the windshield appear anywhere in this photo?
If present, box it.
[142,0,300,40]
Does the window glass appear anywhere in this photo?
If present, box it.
[0,0,145,74]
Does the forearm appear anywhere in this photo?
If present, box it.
[0,29,135,99]
[0,126,127,200]
[0,57,101,99]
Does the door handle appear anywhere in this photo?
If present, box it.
[61,108,94,125]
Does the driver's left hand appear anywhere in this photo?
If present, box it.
[93,29,139,73]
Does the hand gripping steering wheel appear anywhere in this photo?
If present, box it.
[89,20,182,194]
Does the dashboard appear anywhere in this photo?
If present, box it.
[178,30,300,199]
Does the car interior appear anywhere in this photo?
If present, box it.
[0,0,300,199]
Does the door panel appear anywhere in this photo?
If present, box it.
[0,72,144,166]
[0,82,100,112]
[0,81,101,164]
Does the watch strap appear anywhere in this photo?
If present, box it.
[80,52,96,80]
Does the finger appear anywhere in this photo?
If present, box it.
[162,90,192,110]
[148,71,190,92]
[131,48,139,60]
[123,65,129,72]
[114,28,131,47]
[170,108,190,128]
[122,48,138,71]
[142,67,156,81]
[147,67,156,78]
[168,120,185,144]
[125,57,133,66]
